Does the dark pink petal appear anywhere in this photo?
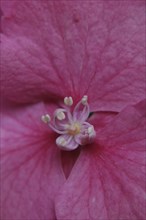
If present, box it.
[55,100,146,220]
[1,1,145,111]
[1,103,65,220]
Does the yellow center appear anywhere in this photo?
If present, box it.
[67,122,81,135]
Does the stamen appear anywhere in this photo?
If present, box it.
[81,95,88,105]
[88,126,94,134]
[56,110,66,120]
[64,96,73,106]
[41,114,51,123]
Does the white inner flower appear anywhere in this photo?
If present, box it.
[41,95,96,151]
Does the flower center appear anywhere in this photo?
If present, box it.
[67,122,81,135]
[41,95,96,151]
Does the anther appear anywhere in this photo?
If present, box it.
[64,96,73,106]
[56,111,66,120]
[88,126,94,134]
[81,95,88,105]
[41,114,51,123]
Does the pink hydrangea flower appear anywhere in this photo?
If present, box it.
[1,1,146,220]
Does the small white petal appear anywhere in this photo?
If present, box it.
[56,136,67,147]
[56,135,79,151]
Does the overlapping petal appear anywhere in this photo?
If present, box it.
[1,0,145,111]
[55,100,146,220]
[1,103,65,220]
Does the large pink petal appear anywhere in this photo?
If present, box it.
[1,102,65,220]
[1,1,145,111]
[55,100,146,220]
[1,0,75,103]
[1,34,67,104]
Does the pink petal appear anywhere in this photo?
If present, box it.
[1,102,65,220]
[1,1,145,111]
[55,100,146,220]
[88,111,118,129]
[1,35,66,104]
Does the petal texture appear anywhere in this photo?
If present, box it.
[1,103,65,220]
[1,0,145,111]
[55,100,146,220]
[1,35,66,103]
